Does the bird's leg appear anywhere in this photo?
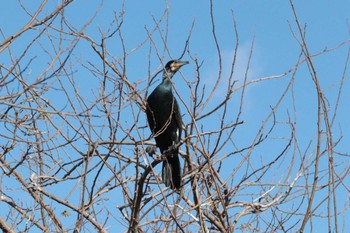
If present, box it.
[163,143,177,158]
[169,144,177,152]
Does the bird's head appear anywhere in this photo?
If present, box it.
[164,60,189,76]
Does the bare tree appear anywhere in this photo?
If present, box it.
[1,0,349,232]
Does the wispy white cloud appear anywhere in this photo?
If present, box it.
[202,41,263,107]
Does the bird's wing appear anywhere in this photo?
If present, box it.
[173,97,182,141]
[146,101,155,133]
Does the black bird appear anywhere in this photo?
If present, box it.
[146,60,189,189]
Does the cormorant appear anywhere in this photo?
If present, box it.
[146,60,189,189]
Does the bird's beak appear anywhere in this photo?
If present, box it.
[172,60,189,71]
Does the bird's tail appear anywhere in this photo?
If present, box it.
[162,150,181,189]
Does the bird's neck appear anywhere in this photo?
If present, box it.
[162,71,174,87]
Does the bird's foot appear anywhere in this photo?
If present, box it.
[168,144,177,152]
[163,145,177,158]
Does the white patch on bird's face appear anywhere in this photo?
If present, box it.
[176,129,179,139]
[170,63,179,72]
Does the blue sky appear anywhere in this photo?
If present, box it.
[1,0,350,232]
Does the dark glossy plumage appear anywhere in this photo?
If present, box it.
[146,60,188,189]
